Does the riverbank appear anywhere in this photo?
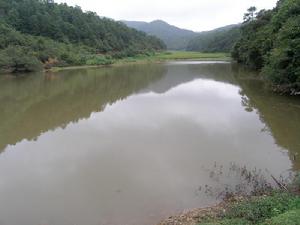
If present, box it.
[49,51,231,72]
[158,191,300,225]
[158,172,300,225]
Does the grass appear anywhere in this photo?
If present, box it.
[261,209,300,225]
[118,51,231,62]
[155,51,231,61]
[198,192,300,225]
[50,51,231,72]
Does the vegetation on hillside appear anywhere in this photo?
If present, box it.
[0,0,166,73]
[122,20,198,50]
[232,0,300,94]
[123,20,241,52]
[186,25,241,53]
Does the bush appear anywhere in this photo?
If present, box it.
[86,55,114,65]
[261,209,300,225]
[226,193,300,223]
[0,45,42,72]
[199,218,251,225]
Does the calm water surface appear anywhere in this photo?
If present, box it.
[0,62,299,225]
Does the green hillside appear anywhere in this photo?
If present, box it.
[232,0,300,93]
[0,0,166,73]
[122,20,198,50]
[123,20,240,52]
[186,25,241,52]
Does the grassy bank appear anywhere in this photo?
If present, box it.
[198,192,300,225]
[159,192,300,225]
[159,172,300,225]
[154,51,231,61]
[49,51,231,72]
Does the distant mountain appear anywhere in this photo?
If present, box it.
[187,24,241,52]
[122,20,198,50]
[121,21,149,30]
[122,20,240,52]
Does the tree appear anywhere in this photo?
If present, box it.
[0,46,42,72]
[243,6,257,23]
[232,0,300,93]
[0,0,166,73]
[186,25,241,53]
[262,16,300,92]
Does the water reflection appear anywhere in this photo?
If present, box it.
[0,64,166,152]
[231,65,300,169]
[0,62,299,225]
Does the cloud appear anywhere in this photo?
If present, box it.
[55,0,278,31]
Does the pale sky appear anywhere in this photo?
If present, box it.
[55,0,278,31]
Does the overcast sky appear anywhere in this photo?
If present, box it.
[55,0,278,31]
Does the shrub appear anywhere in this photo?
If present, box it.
[85,55,114,65]
[0,45,42,72]
[261,209,300,225]
[199,218,251,225]
[226,192,300,223]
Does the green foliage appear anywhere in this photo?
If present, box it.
[232,9,274,70]
[262,15,300,92]
[244,7,258,22]
[199,219,251,225]
[261,209,300,225]
[293,172,300,189]
[124,20,241,52]
[0,0,165,53]
[123,20,197,50]
[187,25,241,53]
[0,0,165,73]
[232,0,300,93]
[0,45,42,72]
[0,21,91,71]
[198,192,300,225]
[86,55,114,65]
[155,51,230,60]
[226,193,300,223]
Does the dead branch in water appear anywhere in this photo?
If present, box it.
[271,174,288,192]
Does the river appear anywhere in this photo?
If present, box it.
[0,61,299,225]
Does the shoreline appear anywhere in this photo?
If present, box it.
[157,201,228,225]
[0,51,232,75]
[156,190,300,225]
[48,51,232,73]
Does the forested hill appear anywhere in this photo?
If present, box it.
[122,20,198,50]
[0,0,166,73]
[123,20,240,52]
[186,25,241,52]
[232,0,300,93]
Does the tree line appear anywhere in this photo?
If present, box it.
[0,0,166,73]
[186,0,299,94]
[232,0,300,94]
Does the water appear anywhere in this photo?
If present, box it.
[0,62,299,225]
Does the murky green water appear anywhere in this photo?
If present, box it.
[0,62,299,225]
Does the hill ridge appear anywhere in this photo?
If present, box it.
[122,20,240,51]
